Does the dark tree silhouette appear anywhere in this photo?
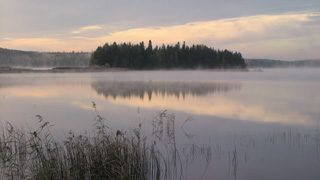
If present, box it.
[90,40,246,69]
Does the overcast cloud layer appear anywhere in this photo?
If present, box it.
[1,0,320,60]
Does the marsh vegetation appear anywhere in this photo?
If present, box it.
[0,106,211,180]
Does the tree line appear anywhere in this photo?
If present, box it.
[246,59,320,68]
[0,47,90,67]
[90,41,246,69]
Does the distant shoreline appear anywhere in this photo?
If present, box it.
[0,66,128,73]
[0,66,252,73]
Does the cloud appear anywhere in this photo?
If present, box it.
[96,11,319,44]
[71,25,102,34]
[1,11,319,59]
[82,11,319,59]
[2,38,14,41]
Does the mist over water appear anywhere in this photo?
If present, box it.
[92,80,241,100]
[0,69,320,179]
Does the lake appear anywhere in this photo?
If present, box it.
[1,69,320,179]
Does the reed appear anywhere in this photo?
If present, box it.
[0,109,210,180]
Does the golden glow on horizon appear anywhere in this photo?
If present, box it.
[1,38,67,51]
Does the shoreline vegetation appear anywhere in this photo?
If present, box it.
[0,66,128,73]
[0,66,249,74]
[0,109,211,180]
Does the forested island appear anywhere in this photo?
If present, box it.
[90,41,247,69]
[2,44,320,70]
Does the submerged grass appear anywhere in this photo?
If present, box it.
[0,107,211,180]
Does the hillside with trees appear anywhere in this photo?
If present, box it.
[0,47,90,67]
[246,59,320,68]
[90,41,247,69]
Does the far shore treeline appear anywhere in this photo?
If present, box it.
[0,47,90,67]
[90,40,247,69]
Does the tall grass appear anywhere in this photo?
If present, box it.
[0,109,211,180]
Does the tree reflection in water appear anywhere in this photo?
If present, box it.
[91,80,241,101]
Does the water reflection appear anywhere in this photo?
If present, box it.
[1,72,318,126]
[1,70,320,180]
[0,73,90,89]
[91,80,241,101]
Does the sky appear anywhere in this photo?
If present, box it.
[0,0,320,60]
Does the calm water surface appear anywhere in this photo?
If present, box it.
[1,69,320,179]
